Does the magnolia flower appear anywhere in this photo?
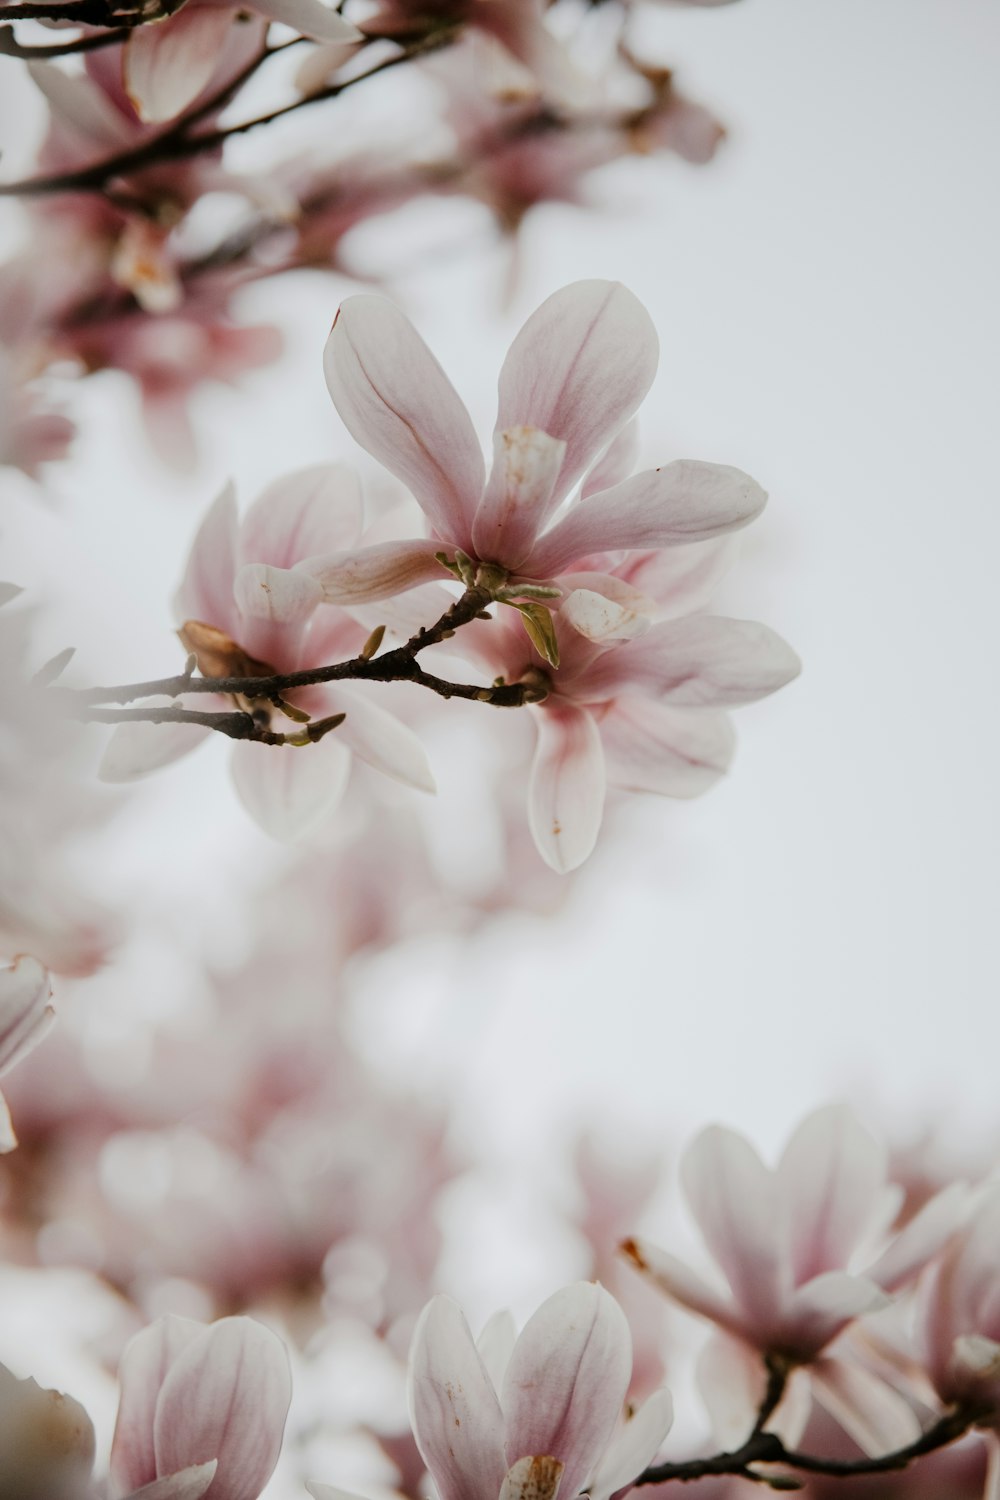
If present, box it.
[923,1188,1000,1419]
[99,468,434,840]
[329,1282,672,1500]
[110,1314,292,1500]
[0,958,55,1154]
[304,280,767,612]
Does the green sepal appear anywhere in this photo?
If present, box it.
[512,602,560,668]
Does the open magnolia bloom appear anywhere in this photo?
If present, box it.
[310,1282,671,1500]
[304,280,768,613]
[0,958,55,1153]
[625,1106,971,1399]
[99,467,435,841]
[923,1188,1000,1422]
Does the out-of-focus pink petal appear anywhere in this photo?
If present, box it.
[238,464,363,569]
[112,1316,207,1494]
[0,1091,16,1153]
[621,1237,742,1337]
[777,1105,888,1285]
[499,1456,564,1500]
[407,1295,507,1500]
[472,427,566,569]
[229,736,351,841]
[581,421,640,500]
[527,463,766,579]
[251,0,362,40]
[560,590,650,643]
[99,711,213,784]
[494,282,658,514]
[577,617,801,707]
[324,297,484,544]
[299,540,446,605]
[621,537,739,620]
[127,1463,219,1500]
[695,1333,765,1450]
[502,1283,632,1500]
[333,685,435,793]
[867,1182,972,1292]
[27,60,132,150]
[588,1388,673,1500]
[153,1318,292,1500]
[233,564,322,631]
[810,1357,921,1456]
[477,1310,517,1395]
[528,703,605,872]
[0,955,53,1076]
[125,7,236,124]
[681,1126,786,1332]
[174,483,240,636]
[599,698,735,798]
[305,1487,370,1500]
[784,1272,889,1357]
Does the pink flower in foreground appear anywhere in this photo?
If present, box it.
[625,1105,970,1364]
[0,957,55,1153]
[110,1314,292,1500]
[403,1282,672,1500]
[305,280,767,609]
[99,467,434,840]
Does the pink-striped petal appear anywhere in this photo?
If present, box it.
[299,539,446,605]
[527,463,766,580]
[528,703,605,872]
[238,465,363,570]
[229,735,351,841]
[127,1464,219,1500]
[125,7,236,124]
[588,1388,673,1500]
[99,711,213,784]
[581,421,640,500]
[576,616,801,707]
[0,956,53,1077]
[810,1357,921,1456]
[251,0,362,40]
[112,1316,207,1494]
[783,1272,889,1358]
[333,684,435,793]
[324,296,484,544]
[502,1283,631,1500]
[153,1318,292,1500]
[174,483,240,637]
[494,282,658,516]
[407,1295,507,1500]
[472,427,566,569]
[776,1105,888,1286]
[599,698,735,798]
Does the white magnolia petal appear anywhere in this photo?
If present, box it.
[300,540,448,605]
[477,1310,517,1396]
[408,1295,507,1500]
[0,955,52,1076]
[499,1455,564,1500]
[621,1237,744,1338]
[777,1105,888,1285]
[111,1316,207,1494]
[600,698,735,799]
[472,426,566,569]
[252,0,362,41]
[581,420,640,500]
[333,685,435,793]
[174,481,240,635]
[0,1091,16,1153]
[579,616,801,707]
[495,281,658,514]
[588,1388,673,1500]
[125,7,235,123]
[502,1283,632,1500]
[866,1181,973,1292]
[153,1318,292,1500]
[305,1487,372,1500]
[98,712,212,784]
[528,703,606,873]
[784,1272,889,1358]
[324,296,484,543]
[229,735,351,841]
[810,1357,921,1457]
[528,463,766,579]
[695,1332,764,1450]
[239,464,363,568]
[233,563,323,626]
[622,537,739,620]
[560,589,650,643]
[27,61,132,149]
[126,1462,219,1500]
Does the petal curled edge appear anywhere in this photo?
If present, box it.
[324,297,484,545]
[407,1295,507,1500]
[599,698,735,799]
[153,1317,292,1500]
[300,539,446,605]
[472,427,566,569]
[125,6,235,123]
[527,704,606,873]
[495,282,658,516]
[526,462,766,580]
[503,1283,632,1500]
[577,617,801,707]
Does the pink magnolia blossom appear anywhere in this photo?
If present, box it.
[306,280,767,610]
[625,1105,970,1365]
[0,957,55,1153]
[403,1282,673,1500]
[100,468,434,840]
[922,1189,1000,1422]
[110,1314,292,1500]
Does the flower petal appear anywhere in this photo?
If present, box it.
[0,1091,16,1153]
[299,540,447,605]
[229,736,351,841]
[866,1181,973,1293]
[783,1272,889,1358]
[238,464,363,569]
[502,1283,632,1500]
[810,1356,921,1456]
[0,955,53,1077]
[251,0,362,41]
[588,1387,673,1500]
[581,421,640,500]
[528,703,605,872]
[577,617,801,707]
[153,1317,292,1500]
[232,564,323,662]
[527,463,766,579]
[127,1463,219,1500]
[174,482,240,637]
[599,698,735,798]
[499,1456,564,1500]
[407,1295,507,1500]
[495,282,658,514]
[333,684,435,793]
[560,590,650,643]
[776,1105,889,1285]
[125,6,236,124]
[112,1316,207,1494]
[620,1237,742,1339]
[324,296,484,544]
[477,1311,517,1396]
[27,60,133,149]
[472,427,566,569]
[98,711,213,784]
[620,537,739,620]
